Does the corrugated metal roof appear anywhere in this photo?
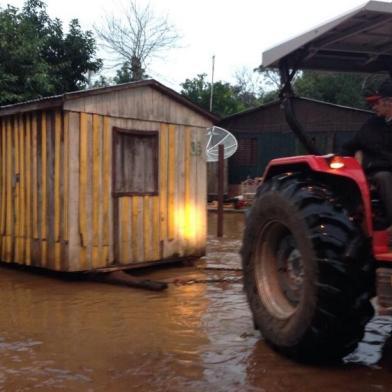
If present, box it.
[262,1,392,73]
[0,79,219,122]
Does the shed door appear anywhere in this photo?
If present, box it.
[112,128,159,264]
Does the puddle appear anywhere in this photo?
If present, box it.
[0,212,389,391]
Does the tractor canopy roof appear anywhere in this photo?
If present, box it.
[262,1,392,73]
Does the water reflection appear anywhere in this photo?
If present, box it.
[207,211,245,239]
[0,268,210,391]
[344,316,392,367]
[0,212,390,391]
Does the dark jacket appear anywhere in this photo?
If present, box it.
[341,116,392,173]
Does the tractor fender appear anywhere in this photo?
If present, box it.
[262,155,372,235]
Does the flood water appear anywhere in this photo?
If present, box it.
[0,212,391,391]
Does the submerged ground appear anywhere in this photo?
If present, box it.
[0,212,391,391]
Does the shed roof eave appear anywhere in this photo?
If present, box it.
[0,96,64,117]
[0,79,219,123]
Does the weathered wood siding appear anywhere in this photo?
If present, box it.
[63,87,211,128]
[63,85,209,270]
[66,112,207,270]
[66,112,112,271]
[108,117,207,266]
[0,84,211,272]
[0,110,69,270]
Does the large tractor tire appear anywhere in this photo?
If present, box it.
[241,173,374,362]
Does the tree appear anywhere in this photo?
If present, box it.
[44,18,102,93]
[255,66,385,109]
[233,67,263,108]
[180,72,268,117]
[95,0,179,82]
[0,0,102,105]
[293,71,384,109]
[236,65,281,104]
[0,1,50,104]
[113,62,134,84]
[255,66,281,91]
[111,60,149,84]
[181,74,250,117]
[92,75,113,88]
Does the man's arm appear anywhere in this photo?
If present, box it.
[340,134,362,156]
[340,120,371,156]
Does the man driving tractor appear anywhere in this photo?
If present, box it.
[342,79,392,224]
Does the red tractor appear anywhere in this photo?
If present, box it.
[242,1,392,362]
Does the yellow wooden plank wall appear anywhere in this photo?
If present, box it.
[0,110,207,271]
[0,111,70,270]
[0,111,112,271]
[70,112,111,270]
[115,120,206,265]
[193,128,207,254]
[66,111,113,271]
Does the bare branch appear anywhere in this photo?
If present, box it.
[234,67,264,97]
[95,0,180,81]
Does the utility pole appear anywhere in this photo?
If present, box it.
[209,55,215,112]
[217,144,224,237]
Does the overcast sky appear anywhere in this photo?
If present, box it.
[1,0,379,91]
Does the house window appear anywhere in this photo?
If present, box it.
[113,128,159,195]
[233,137,257,166]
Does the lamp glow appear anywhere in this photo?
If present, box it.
[174,204,205,241]
[329,157,345,169]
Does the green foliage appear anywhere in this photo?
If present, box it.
[92,75,112,88]
[293,71,383,109]
[113,61,148,84]
[260,89,279,104]
[180,73,261,117]
[0,0,102,105]
[182,68,382,118]
[113,62,134,84]
[256,66,384,109]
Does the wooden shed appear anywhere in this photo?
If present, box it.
[218,97,372,190]
[0,80,217,272]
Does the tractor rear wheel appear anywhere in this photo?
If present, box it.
[241,173,374,362]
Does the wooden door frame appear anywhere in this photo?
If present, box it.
[111,127,159,264]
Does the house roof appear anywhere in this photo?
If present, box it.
[219,96,372,123]
[0,79,219,122]
[262,1,392,73]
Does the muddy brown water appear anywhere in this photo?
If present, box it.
[0,212,391,391]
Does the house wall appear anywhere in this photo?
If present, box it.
[0,110,70,270]
[219,99,372,185]
[66,111,207,271]
[65,86,210,270]
[64,86,211,128]
[0,86,211,272]
[221,99,371,133]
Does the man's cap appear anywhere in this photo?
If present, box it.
[365,79,392,103]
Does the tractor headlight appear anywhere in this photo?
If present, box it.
[328,156,345,169]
